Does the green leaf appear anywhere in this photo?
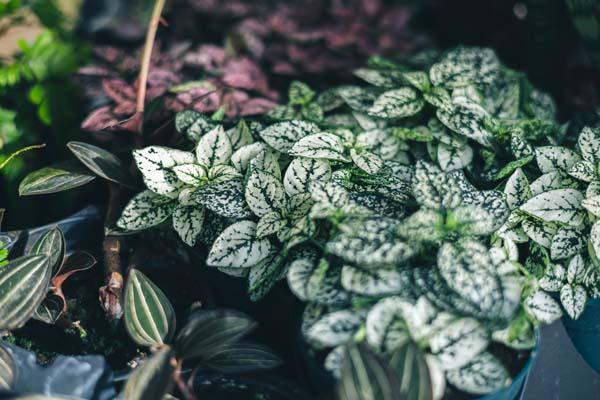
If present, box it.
[195,125,232,168]
[124,269,176,348]
[117,190,176,231]
[172,205,205,246]
[29,227,65,274]
[520,188,585,227]
[338,342,397,400]
[19,165,95,196]
[368,88,425,119]
[446,352,510,395]
[495,156,534,180]
[284,157,331,196]
[245,169,287,217]
[67,141,132,186]
[0,254,51,331]
[174,309,256,360]
[122,345,175,400]
[289,132,349,162]
[133,146,195,198]
[207,221,271,268]
[288,81,315,105]
[258,120,320,152]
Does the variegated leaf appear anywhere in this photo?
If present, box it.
[491,323,536,350]
[550,225,585,260]
[172,205,205,246]
[227,119,254,150]
[429,318,489,370]
[577,126,600,164]
[289,133,349,162]
[289,81,315,105]
[249,149,281,179]
[530,171,576,195]
[560,284,587,319]
[310,180,349,207]
[349,149,383,174]
[495,156,534,180]
[124,269,176,347]
[256,211,286,238]
[520,188,584,227]
[117,190,176,231]
[0,345,14,390]
[366,297,411,353]
[207,221,271,268]
[245,169,286,217]
[284,157,331,196]
[133,146,195,198]
[29,227,65,274]
[413,161,462,210]
[397,209,444,242]
[522,218,557,248]
[287,255,349,306]
[192,180,252,218]
[123,345,174,400]
[437,142,473,171]
[524,290,562,324]
[567,254,586,284]
[592,221,600,261]
[535,146,581,174]
[568,161,595,182]
[337,85,378,111]
[582,195,600,216]
[207,164,242,183]
[0,254,51,331]
[452,205,498,236]
[248,251,286,301]
[436,100,493,147]
[195,125,232,168]
[368,87,425,119]
[258,120,320,152]
[231,143,266,172]
[341,265,408,296]
[539,264,566,292]
[355,129,401,160]
[429,47,500,88]
[305,310,363,349]
[446,352,510,395]
[172,163,207,186]
[504,168,531,209]
[353,68,404,87]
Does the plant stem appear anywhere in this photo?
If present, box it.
[0,143,45,170]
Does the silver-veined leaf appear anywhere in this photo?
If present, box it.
[0,254,51,331]
[29,227,65,274]
[578,126,600,164]
[172,164,207,186]
[117,190,176,231]
[341,265,408,296]
[231,142,266,172]
[124,269,176,347]
[350,149,384,174]
[207,221,271,268]
[429,47,500,88]
[256,211,286,238]
[436,100,493,147]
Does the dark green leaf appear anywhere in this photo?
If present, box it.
[67,141,132,186]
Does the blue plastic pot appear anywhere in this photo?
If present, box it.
[477,331,540,400]
[562,297,600,373]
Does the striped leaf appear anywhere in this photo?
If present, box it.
[133,146,195,198]
[258,120,320,152]
[0,254,51,331]
[520,188,585,227]
[368,88,425,119]
[19,165,95,196]
[0,345,14,390]
[284,157,331,196]
[207,221,271,268]
[195,125,232,168]
[124,269,176,348]
[117,190,176,231]
[29,227,65,274]
[172,205,205,246]
[203,341,282,373]
[245,169,286,217]
[446,352,510,395]
[387,340,435,400]
[67,141,132,186]
[338,342,397,400]
[123,345,174,400]
[289,133,349,162]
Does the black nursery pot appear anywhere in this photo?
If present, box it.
[561,298,600,373]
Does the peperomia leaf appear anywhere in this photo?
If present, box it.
[0,254,51,331]
[207,221,271,268]
[67,141,132,186]
[19,165,95,196]
[117,190,176,231]
[124,269,176,348]
[122,345,174,400]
